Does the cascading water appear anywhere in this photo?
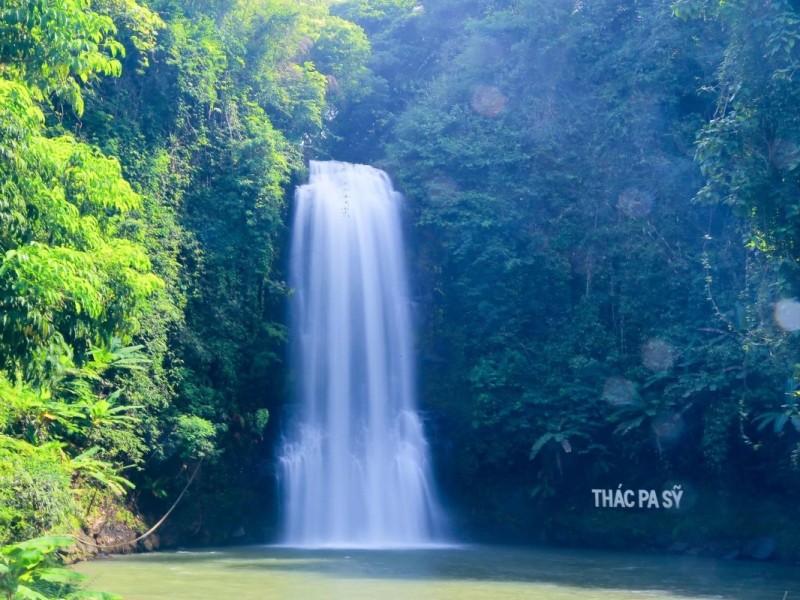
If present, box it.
[279,160,445,547]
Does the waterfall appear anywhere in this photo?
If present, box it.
[279,160,445,547]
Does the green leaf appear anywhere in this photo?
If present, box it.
[36,566,86,584]
[14,584,50,600]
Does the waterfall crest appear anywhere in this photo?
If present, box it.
[280,160,445,547]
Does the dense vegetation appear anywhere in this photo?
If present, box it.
[0,0,799,577]
[395,0,800,553]
[0,0,372,557]
[375,0,800,551]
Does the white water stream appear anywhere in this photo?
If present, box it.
[280,161,444,547]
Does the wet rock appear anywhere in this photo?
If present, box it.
[94,521,138,554]
[141,533,160,552]
[64,531,98,563]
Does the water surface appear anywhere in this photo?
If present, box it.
[74,545,799,599]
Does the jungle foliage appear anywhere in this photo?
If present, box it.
[1,0,799,563]
[372,0,800,547]
[0,0,372,555]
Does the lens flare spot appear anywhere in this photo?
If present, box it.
[642,339,675,371]
[425,176,459,198]
[772,139,800,171]
[618,187,654,218]
[652,410,684,447]
[775,299,800,331]
[470,85,506,117]
[603,377,636,406]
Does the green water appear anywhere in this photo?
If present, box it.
[74,545,799,599]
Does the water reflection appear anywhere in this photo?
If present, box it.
[75,545,799,600]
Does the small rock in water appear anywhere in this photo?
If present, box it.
[142,533,160,551]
